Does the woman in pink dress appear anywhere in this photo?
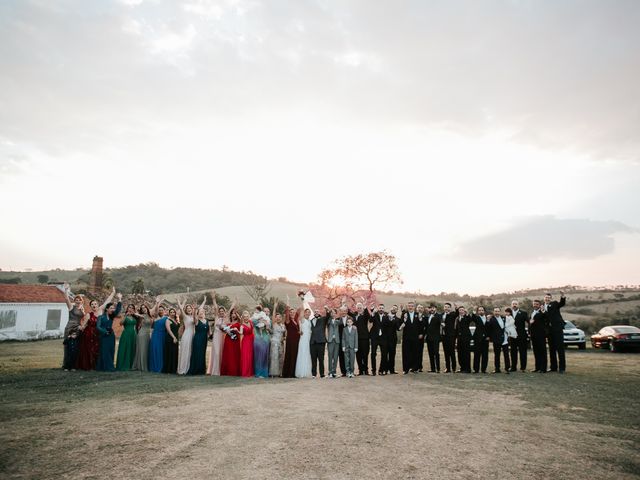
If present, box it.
[239,311,255,378]
[208,292,234,376]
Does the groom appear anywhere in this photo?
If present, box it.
[309,307,328,378]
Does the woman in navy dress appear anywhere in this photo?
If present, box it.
[95,293,123,372]
[188,307,210,375]
[149,303,167,373]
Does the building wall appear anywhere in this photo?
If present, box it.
[0,303,70,341]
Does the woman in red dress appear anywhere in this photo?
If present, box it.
[281,304,301,378]
[76,288,116,370]
[220,308,242,376]
[239,311,255,377]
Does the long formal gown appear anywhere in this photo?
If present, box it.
[76,311,99,370]
[208,317,225,375]
[282,315,300,378]
[240,322,255,378]
[220,322,241,376]
[132,315,151,371]
[163,318,180,374]
[270,323,286,376]
[295,319,313,378]
[177,314,195,375]
[95,303,122,372]
[149,316,167,373]
[253,314,271,378]
[63,306,84,369]
[116,316,137,371]
[188,319,209,375]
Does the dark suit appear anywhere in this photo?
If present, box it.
[338,316,349,375]
[529,309,547,372]
[401,310,422,373]
[370,312,389,374]
[488,316,510,372]
[416,312,427,371]
[472,315,490,373]
[442,311,458,372]
[309,315,327,377]
[387,313,401,373]
[456,315,473,373]
[425,313,442,372]
[510,309,529,371]
[351,309,371,375]
[545,297,566,372]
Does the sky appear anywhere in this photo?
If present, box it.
[1,0,639,295]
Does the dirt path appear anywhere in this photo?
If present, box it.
[3,374,638,479]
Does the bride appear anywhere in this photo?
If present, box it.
[295,304,313,378]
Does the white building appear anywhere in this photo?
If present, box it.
[0,284,69,341]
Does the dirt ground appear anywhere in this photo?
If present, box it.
[1,342,639,479]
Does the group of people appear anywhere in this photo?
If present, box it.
[61,286,568,377]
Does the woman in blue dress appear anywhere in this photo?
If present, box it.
[252,306,271,378]
[149,303,168,373]
[188,307,210,375]
[95,292,123,372]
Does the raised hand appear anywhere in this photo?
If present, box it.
[116,292,123,302]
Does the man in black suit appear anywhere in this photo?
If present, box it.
[309,307,328,378]
[425,304,442,373]
[509,300,529,372]
[337,306,350,376]
[441,302,458,373]
[529,300,548,373]
[544,292,567,373]
[415,304,427,371]
[386,305,401,374]
[400,302,421,374]
[472,306,490,374]
[456,306,473,373]
[369,304,389,375]
[349,302,371,375]
[488,307,511,373]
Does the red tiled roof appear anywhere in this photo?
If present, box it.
[0,285,67,304]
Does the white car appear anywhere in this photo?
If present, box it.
[564,320,586,350]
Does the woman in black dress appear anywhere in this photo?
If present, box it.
[188,307,209,375]
[163,308,180,374]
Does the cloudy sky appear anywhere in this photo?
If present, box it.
[1,0,639,294]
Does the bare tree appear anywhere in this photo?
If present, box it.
[243,278,272,304]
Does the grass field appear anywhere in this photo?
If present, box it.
[0,340,639,479]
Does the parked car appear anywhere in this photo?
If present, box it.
[563,320,586,349]
[590,325,640,352]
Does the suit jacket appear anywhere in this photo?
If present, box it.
[387,313,401,344]
[342,326,358,350]
[442,310,459,338]
[544,297,566,332]
[370,312,390,343]
[309,315,327,344]
[487,316,507,345]
[326,318,341,344]
[512,310,529,339]
[338,316,349,345]
[401,310,422,341]
[350,309,371,340]
[457,315,473,343]
[426,313,442,340]
[528,309,547,338]
[471,315,490,343]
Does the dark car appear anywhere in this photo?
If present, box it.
[590,325,640,352]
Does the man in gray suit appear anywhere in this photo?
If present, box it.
[341,316,359,378]
[310,307,328,378]
[326,308,341,378]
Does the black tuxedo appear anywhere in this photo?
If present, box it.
[472,315,490,373]
[370,312,390,374]
[416,312,427,371]
[425,312,442,372]
[456,314,473,373]
[337,316,349,375]
[401,310,422,373]
[350,309,371,374]
[510,309,529,371]
[487,316,510,372]
[529,309,548,372]
[309,315,327,377]
[386,313,401,373]
[545,297,566,372]
[441,310,458,372]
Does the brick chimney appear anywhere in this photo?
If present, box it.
[89,256,104,294]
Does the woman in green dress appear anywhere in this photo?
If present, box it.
[116,304,138,371]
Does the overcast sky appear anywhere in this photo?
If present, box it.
[1,0,639,294]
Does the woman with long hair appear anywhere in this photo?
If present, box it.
[163,307,180,374]
[252,305,271,378]
[188,305,209,375]
[208,292,232,376]
[281,296,301,378]
[177,296,205,375]
[96,292,123,372]
[239,310,255,377]
[132,301,155,372]
[149,300,167,373]
[269,300,286,377]
[116,304,139,371]
[77,287,115,370]
[220,304,242,376]
[62,284,85,371]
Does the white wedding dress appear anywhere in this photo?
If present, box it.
[295,318,313,378]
